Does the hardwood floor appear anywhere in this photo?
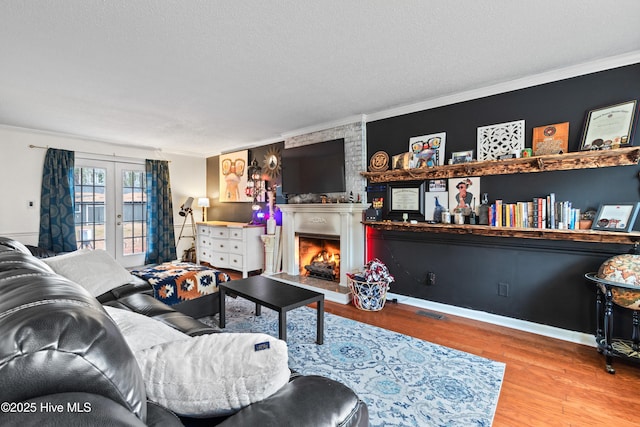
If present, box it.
[227,272,640,425]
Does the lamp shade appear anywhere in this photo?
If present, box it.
[197,197,210,208]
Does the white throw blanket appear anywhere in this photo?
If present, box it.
[135,333,290,417]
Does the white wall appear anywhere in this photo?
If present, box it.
[0,126,206,258]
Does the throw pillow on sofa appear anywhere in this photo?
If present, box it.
[43,249,136,296]
[135,333,290,417]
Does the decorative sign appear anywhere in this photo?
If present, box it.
[533,122,569,155]
[477,120,525,160]
[369,151,390,172]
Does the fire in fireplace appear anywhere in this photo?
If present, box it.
[298,235,340,282]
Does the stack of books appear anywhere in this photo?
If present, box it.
[489,193,580,229]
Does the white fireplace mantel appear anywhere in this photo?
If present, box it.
[279,203,368,290]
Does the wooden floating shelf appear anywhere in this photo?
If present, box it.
[361,147,640,183]
[363,221,640,245]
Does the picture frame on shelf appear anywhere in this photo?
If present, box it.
[451,150,474,164]
[408,132,446,167]
[448,177,480,212]
[580,100,638,151]
[425,191,448,222]
[387,181,425,221]
[591,202,640,232]
[428,179,447,192]
[391,152,412,170]
[532,122,569,155]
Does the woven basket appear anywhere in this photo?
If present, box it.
[348,277,389,311]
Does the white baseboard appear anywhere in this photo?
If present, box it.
[386,292,596,347]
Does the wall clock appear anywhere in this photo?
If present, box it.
[263,147,281,180]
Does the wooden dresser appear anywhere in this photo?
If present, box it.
[196,221,265,278]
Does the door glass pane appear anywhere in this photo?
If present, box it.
[74,167,106,250]
[122,169,146,256]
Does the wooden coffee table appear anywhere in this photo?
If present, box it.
[218,275,324,344]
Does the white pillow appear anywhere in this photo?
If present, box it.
[135,333,290,417]
[43,249,135,296]
[104,306,189,352]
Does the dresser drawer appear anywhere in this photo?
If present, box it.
[228,254,244,270]
[197,225,211,236]
[228,227,243,240]
[197,235,211,249]
[210,238,228,252]
[209,227,229,239]
[211,252,229,268]
[228,240,244,255]
[198,248,212,263]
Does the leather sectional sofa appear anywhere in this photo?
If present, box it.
[0,237,368,426]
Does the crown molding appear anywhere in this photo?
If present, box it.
[365,51,640,123]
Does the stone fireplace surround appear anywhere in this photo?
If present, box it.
[270,203,368,304]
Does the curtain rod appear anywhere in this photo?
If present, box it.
[28,144,170,164]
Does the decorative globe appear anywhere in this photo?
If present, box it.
[596,253,640,310]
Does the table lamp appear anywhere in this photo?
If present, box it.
[197,197,210,221]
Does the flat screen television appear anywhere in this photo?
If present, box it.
[281,138,346,195]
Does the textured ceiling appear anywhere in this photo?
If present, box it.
[1,1,639,157]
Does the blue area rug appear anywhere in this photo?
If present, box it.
[201,297,504,426]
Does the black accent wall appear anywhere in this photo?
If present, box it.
[206,142,284,223]
[366,63,640,334]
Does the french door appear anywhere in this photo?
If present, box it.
[74,158,147,267]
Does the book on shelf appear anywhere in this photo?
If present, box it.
[489,194,582,230]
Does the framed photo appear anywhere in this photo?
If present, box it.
[425,191,448,222]
[386,181,425,221]
[580,100,638,151]
[409,132,446,167]
[591,203,640,232]
[448,177,481,212]
[532,122,569,155]
[391,152,412,170]
[219,150,250,202]
[428,179,447,192]
[451,150,474,164]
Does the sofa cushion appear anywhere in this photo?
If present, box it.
[134,333,290,417]
[43,249,137,296]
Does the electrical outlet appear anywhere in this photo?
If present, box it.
[27,200,35,208]
[498,282,509,297]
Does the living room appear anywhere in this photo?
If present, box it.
[2,2,640,426]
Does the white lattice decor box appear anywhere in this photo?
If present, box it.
[477,119,525,160]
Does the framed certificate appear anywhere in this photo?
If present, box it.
[591,203,640,233]
[387,181,425,221]
[580,100,638,151]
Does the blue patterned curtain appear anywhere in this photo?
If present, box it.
[38,148,77,252]
[145,159,176,264]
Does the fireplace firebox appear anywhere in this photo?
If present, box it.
[298,235,340,281]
